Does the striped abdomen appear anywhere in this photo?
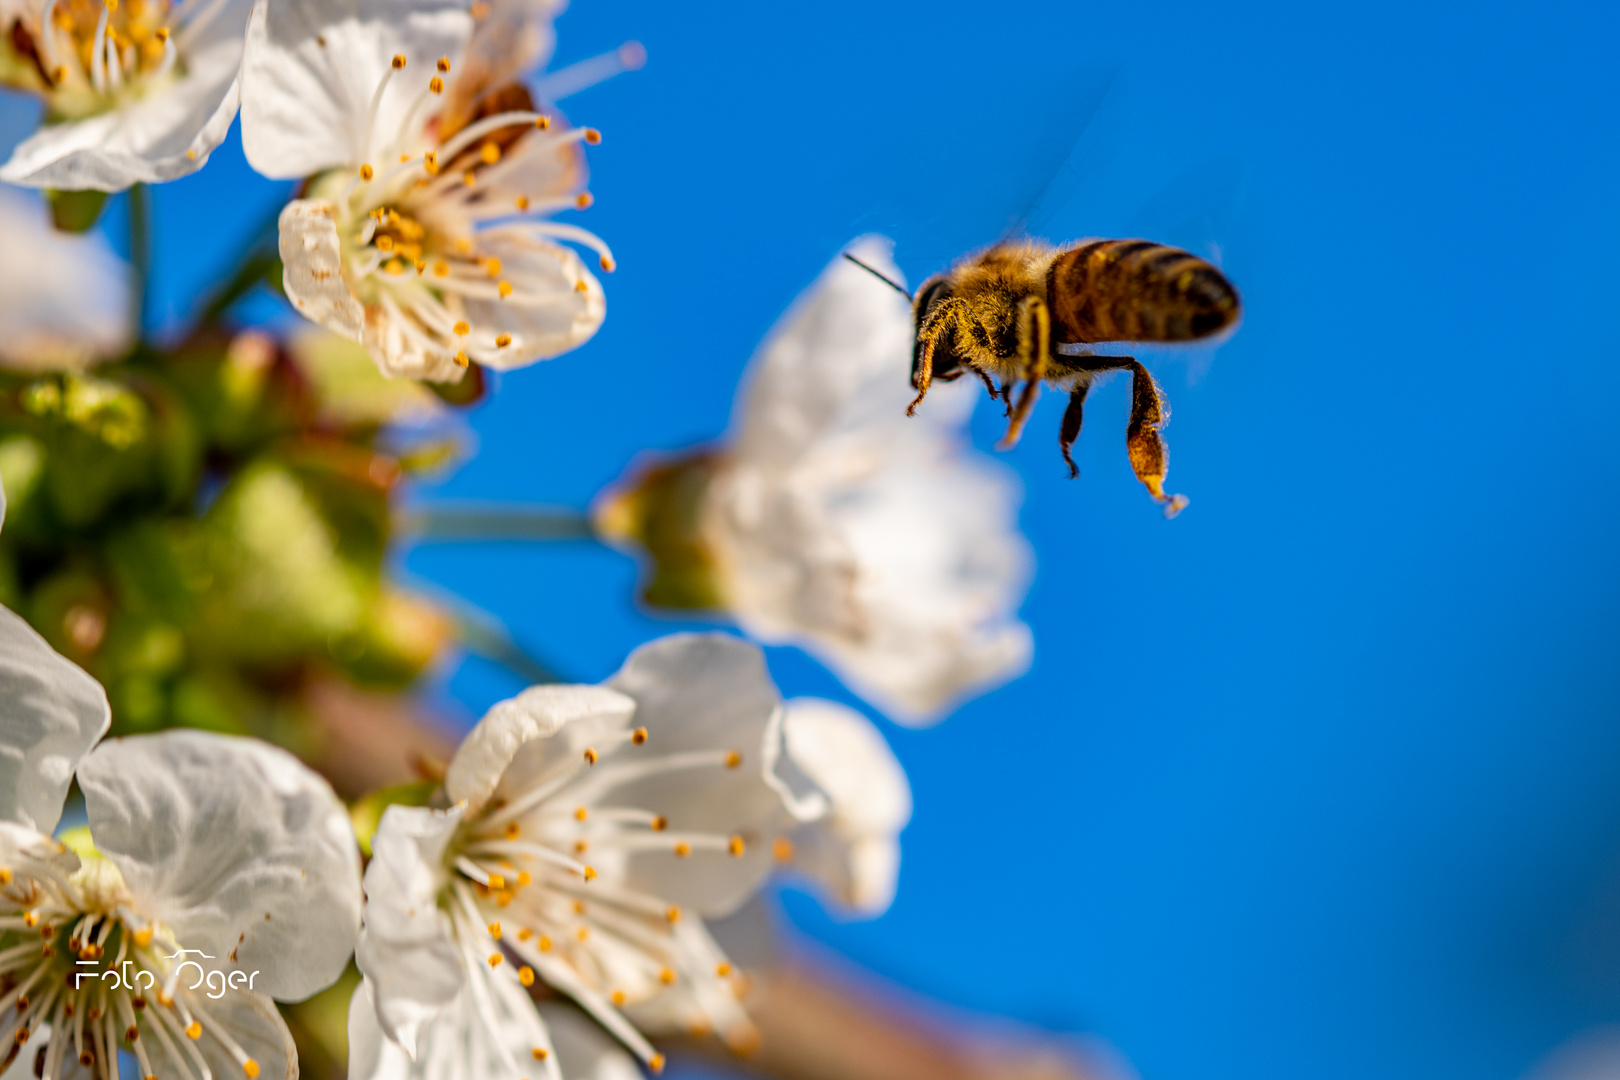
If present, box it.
[1048,240,1240,344]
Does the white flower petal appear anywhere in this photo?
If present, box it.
[77,731,362,1002]
[446,685,634,817]
[463,236,603,370]
[140,989,298,1080]
[712,237,1034,725]
[0,0,250,190]
[240,0,472,178]
[540,1002,643,1080]
[781,698,910,916]
[443,0,564,125]
[604,633,820,917]
[0,605,110,834]
[0,188,129,370]
[279,199,365,340]
[356,803,465,1057]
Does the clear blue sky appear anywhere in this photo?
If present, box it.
[12,1,1620,1078]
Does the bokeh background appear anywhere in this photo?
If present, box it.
[6,1,1619,1078]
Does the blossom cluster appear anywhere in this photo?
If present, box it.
[0,0,1043,1077]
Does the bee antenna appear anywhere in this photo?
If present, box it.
[842,253,913,302]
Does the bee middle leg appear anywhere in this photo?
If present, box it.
[1059,382,1091,479]
[999,295,1052,449]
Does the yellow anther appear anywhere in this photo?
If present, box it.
[495,889,514,907]
[158,993,173,1007]
[470,0,488,16]
[50,66,65,83]
[487,873,506,889]
[186,149,197,160]
[384,259,405,275]
[582,866,597,882]
[454,351,470,368]
[0,868,13,884]
[583,128,601,145]
[673,842,691,858]
[38,923,52,939]
[436,56,450,72]
[728,835,745,857]
[583,748,598,765]
[487,922,501,940]
[631,726,648,745]
[480,142,501,165]
[535,116,551,130]
[186,1022,202,1040]
[433,260,450,277]
[715,962,733,977]
[462,170,476,188]
[537,935,553,952]
[484,256,502,276]
[572,900,586,915]
[400,154,410,162]
[651,815,667,831]
[452,320,470,336]
[391,54,405,68]
[574,806,588,822]
[725,751,742,768]
[243,1060,260,1079]
[375,235,394,251]
[575,926,589,942]
[105,0,117,11]
[124,1025,138,1042]
[495,333,511,348]
[422,151,438,175]
[519,966,535,987]
[515,195,530,210]
[599,256,616,272]
[575,192,593,209]
[573,840,588,854]
[487,953,502,968]
[15,996,27,1013]
[429,76,444,94]
[359,163,373,180]
[516,871,532,886]
[659,968,676,985]
[497,280,514,298]
[665,906,680,923]
[134,926,153,947]
[153,26,168,41]
[610,990,626,1006]
[414,258,426,274]
[531,1047,547,1060]
[772,837,795,862]
[40,944,54,959]
[517,928,532,941]
[22,912,38,928]
[649,1054,666,1074]
[503,821,520,840]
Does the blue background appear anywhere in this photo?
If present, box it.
[12,1,1620,1078]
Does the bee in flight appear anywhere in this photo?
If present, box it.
[847,239,1241,516]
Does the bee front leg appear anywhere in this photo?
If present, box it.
[999,295,1052,450]
[912,298,972,416]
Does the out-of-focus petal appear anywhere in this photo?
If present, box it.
[240,0,472,178]
[541,1002,643,1080]
[781,698,910,916]
[357,804,465,1057]
[78,731,362,1002]
[0,188,129,371]
[0,606,110,834]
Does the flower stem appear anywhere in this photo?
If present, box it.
[127,182,150,339]
[400,503,597,542]
[453,611,565,685]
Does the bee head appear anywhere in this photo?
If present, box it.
[912,275,964,383]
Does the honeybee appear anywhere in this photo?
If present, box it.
[849,239,1240,516]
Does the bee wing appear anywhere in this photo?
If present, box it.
[833,63,1117,283]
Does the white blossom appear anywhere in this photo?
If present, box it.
[0,187,129,371]
[349,634,827,1080]
[239,0,607,382]
[597,238,1033,725]
[0,0,251,189]
[0,612,363,1080]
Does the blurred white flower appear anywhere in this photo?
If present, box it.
[0,614,363,1080]
[0,187,129,370]
[350,634,826,1080]
[597,238,1033,725]
[239,0,608,382]
[0,0,250,189]
[776,699,910,917]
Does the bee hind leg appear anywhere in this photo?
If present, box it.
[1072,355,1187,517]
